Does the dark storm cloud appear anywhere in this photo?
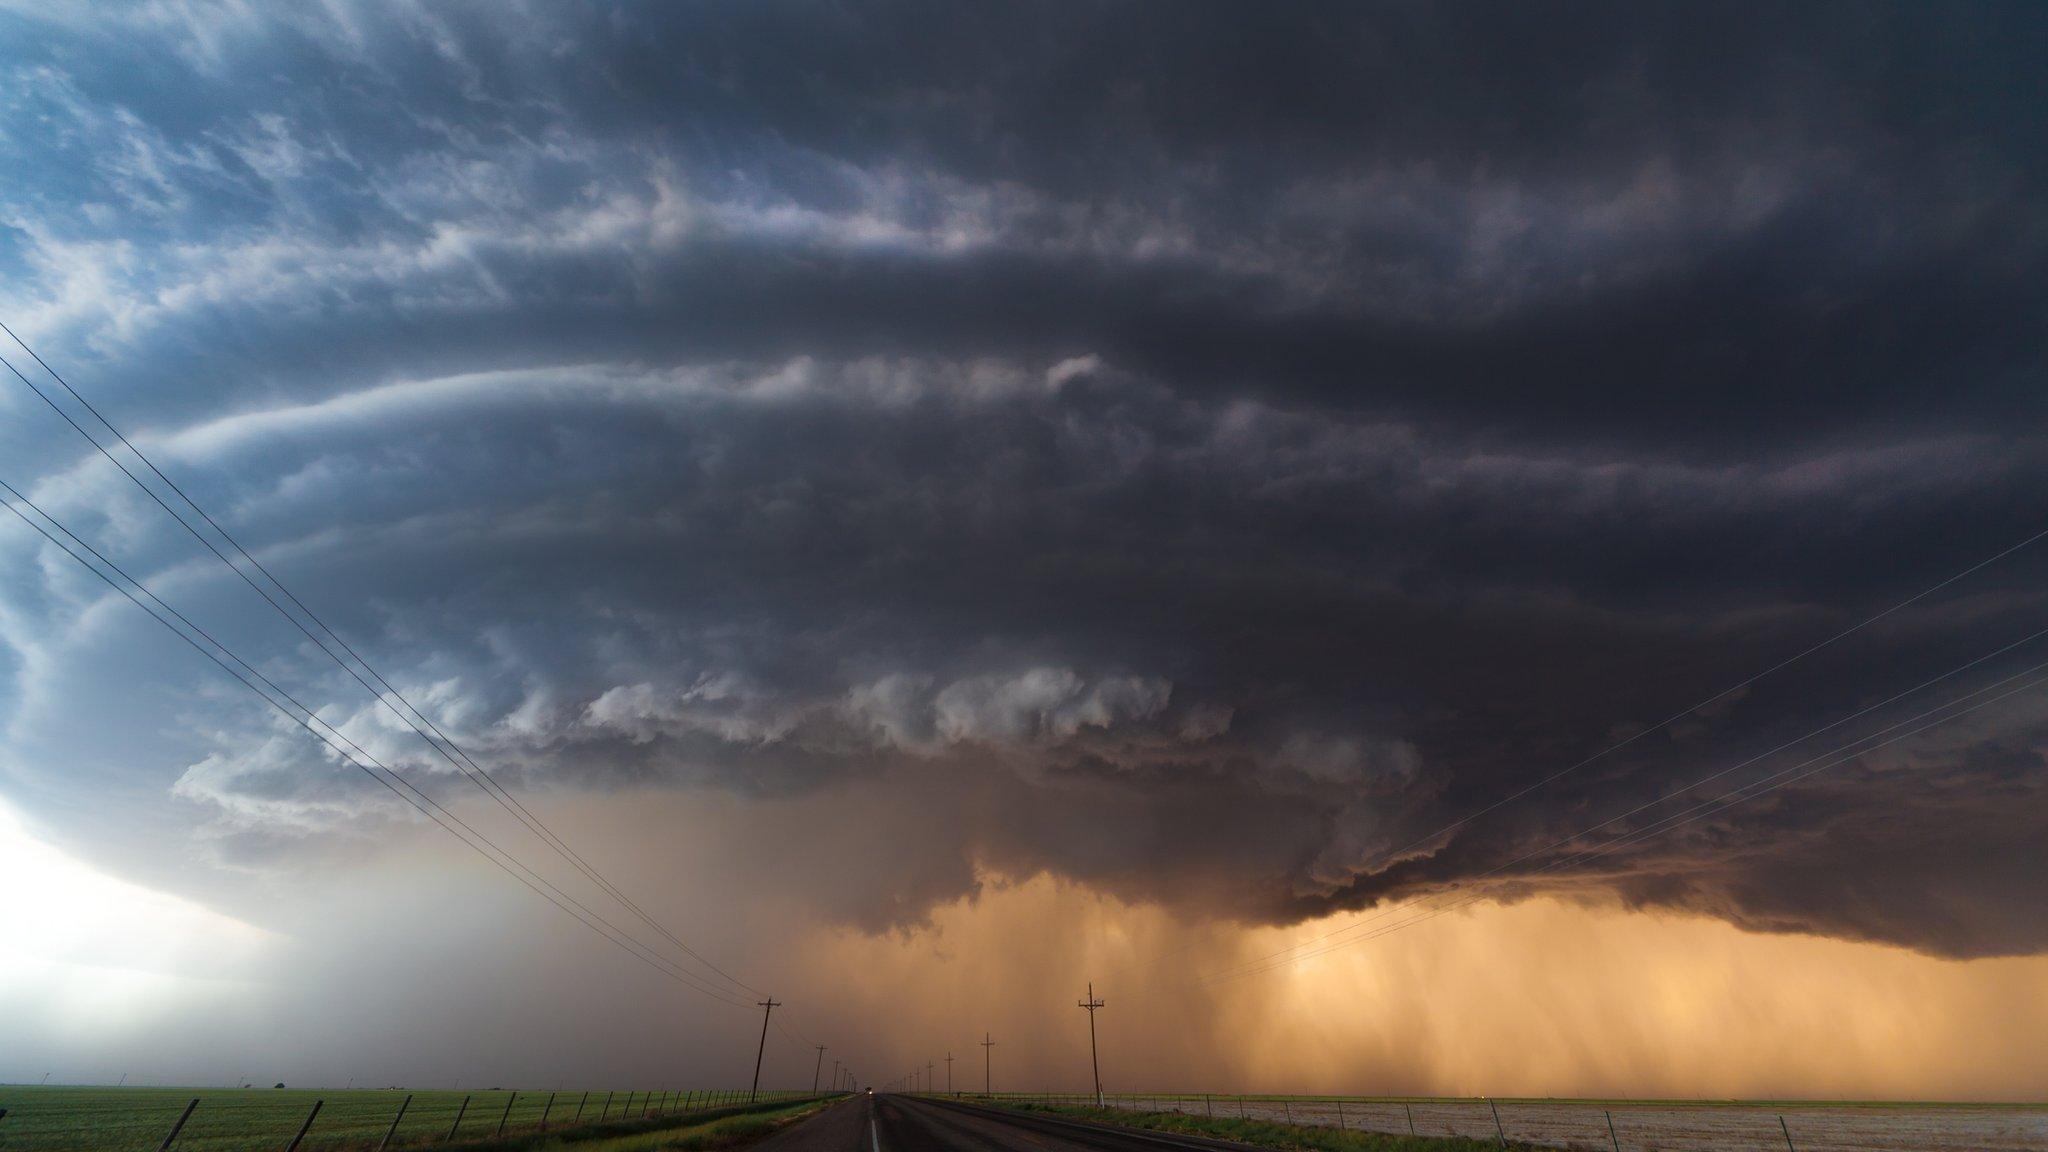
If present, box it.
[1,1,2044,960]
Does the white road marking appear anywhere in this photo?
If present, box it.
[870,1114,883,1152]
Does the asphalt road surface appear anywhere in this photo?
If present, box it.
[754,1094,1266,1152]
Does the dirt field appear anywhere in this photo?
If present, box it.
[1096,1093,2048,1151]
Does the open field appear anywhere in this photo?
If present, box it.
[0,1086,821,1151]
[980,1094,2048,1151]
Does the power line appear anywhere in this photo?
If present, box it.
[0,476,756,1009]
[1182,657,2048,988]
[1133,621,2048,992]
[1375,522,2048,861]
[0,326,764,1002]
[1193,661,2048,984]
[1104,523,2048,985]
[1198,671,2046,985]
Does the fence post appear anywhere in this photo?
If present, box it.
[1283,1098,1291,1123]
[498,1091,517,1137]
[684,1090,694,1111]
[600,1090,614,1121]
[156,1098,200,1151]
[575,1090,587,1123]
[1205,1093,1212,1117]
[541,1091,556,1131]
[377,1094,412,1152]
[1336,1100,1346,1130]
[447,1094,470,1140]
[1780,1115,1797,1152]
[1238,1095,1246,1119]
[1406,1102,1416,1136]
[284,1100,323,1152]
[1606,1109,1620,1152]
[1489,1098,1506,1148]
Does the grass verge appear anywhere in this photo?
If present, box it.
[447,1097,837,1150]
[1000,1101,1548,1151]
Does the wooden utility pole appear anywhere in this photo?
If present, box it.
[749,998,780,1103]
[945,1052,954,1096]
[981,1033,996,1095]
[1077,982,1106,1107]
[926,1061,934,1095]
[812,1046,827,1093]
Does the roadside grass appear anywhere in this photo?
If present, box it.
[517,1098,834,1150]
[1005,1101,1549,1151]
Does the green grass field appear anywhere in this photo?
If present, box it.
[0,1085,819,1151]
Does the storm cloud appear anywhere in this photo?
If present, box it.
[2,0,2045,1029]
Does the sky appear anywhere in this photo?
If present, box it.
[1,0,2046,1099]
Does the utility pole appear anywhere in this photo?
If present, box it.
[1078,982,1106,1107]
[945,1052,954,1096]
[830,1060,840,1093]
[926,1060,934,1095]
[981,1033,995,1096]
[812,1046,826,1093]
[749,998,780,1103]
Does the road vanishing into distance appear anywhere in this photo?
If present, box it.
[757,1094,1259,1152]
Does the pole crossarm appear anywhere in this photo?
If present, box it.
[1078,981,1106,1107]
[749,998,780,1102]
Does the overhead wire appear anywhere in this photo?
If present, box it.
[1118,620,2048,993]
[1103,522,2048,984]
[0,323,766,1002]
[0,319,770,996]
[1177,653,2048,989]
[1190,670,2048,987]
[0,477,758,1007]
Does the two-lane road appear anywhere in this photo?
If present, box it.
[754,1093,1266,1152]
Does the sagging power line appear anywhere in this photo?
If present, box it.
[0,324,845,1067]
[0,477,756,1007]
[1104,522,2048,992]
[1183,651,2048,988]
[0,322,765,1006]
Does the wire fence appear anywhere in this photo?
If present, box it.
[0,1086,828,1151]
[938,1092,2048,1152]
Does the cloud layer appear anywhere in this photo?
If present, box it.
[0,0,2044,1034]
